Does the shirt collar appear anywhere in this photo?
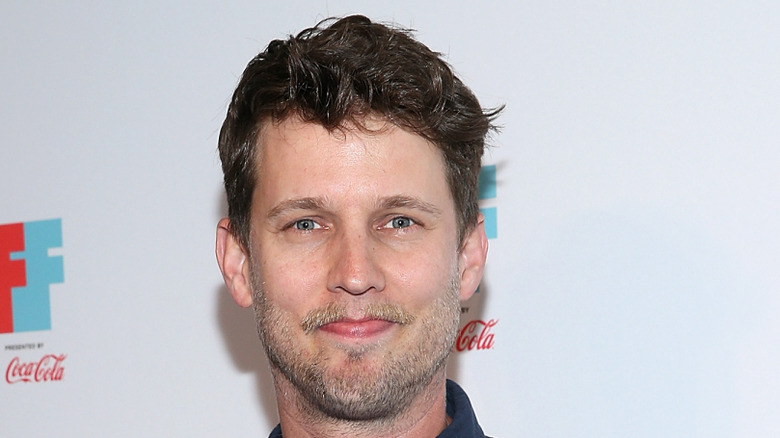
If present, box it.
[438,379,487,438]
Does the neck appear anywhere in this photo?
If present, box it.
[273,369,450,438]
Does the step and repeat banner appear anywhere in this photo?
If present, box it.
[2,2,779,437]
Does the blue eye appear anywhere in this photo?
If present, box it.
[389,217,414,229]
[294,219,319,230]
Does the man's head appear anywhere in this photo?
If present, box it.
[216,15,500,430]
[218,15,500,251]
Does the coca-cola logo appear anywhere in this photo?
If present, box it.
[455,319,497,351]
[5,354,66,384]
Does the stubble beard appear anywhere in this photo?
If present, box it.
[249,267,462,423]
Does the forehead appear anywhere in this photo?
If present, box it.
[257,115,430,152]
[253,116,453,211]
[256,116,444,177]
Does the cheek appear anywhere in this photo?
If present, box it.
[385,246,456,306]
[259,251,325,315]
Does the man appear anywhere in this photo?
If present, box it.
[215,15,501,438]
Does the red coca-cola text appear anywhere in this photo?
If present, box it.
[5,354,66,384]
[455,319,497,351]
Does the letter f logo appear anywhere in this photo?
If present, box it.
[0,219,64,334]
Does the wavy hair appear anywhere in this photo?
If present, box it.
[219,15,502,249]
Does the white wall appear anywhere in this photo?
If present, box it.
[2,1,779,437]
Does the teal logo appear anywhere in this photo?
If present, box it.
[0,219,64,334]
[479,165,497,239]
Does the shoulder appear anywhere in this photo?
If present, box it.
[440,379,491,438]
[267,424,283,438]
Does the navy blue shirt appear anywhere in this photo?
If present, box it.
[268,379,489,437]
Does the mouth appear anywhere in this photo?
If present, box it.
[318,318,397,339]
[301,303,415,339]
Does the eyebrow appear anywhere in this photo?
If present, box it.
[377,195,442,217]
[266,197,330,221]
[266,195,442,220]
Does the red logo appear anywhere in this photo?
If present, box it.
[5,354,66,384]
[455,319,497,351]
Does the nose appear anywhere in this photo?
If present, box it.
[326,230,385,296]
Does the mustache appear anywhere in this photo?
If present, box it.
[301,302,416,334]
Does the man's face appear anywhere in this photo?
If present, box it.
[242,117,477,421]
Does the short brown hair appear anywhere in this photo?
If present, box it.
[219,15,501,249]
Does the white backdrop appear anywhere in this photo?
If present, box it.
[2,1,779,437]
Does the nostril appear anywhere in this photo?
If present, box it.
[326,236,385,295]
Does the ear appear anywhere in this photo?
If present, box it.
[215,218,253,308]
[458,214,489,301]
